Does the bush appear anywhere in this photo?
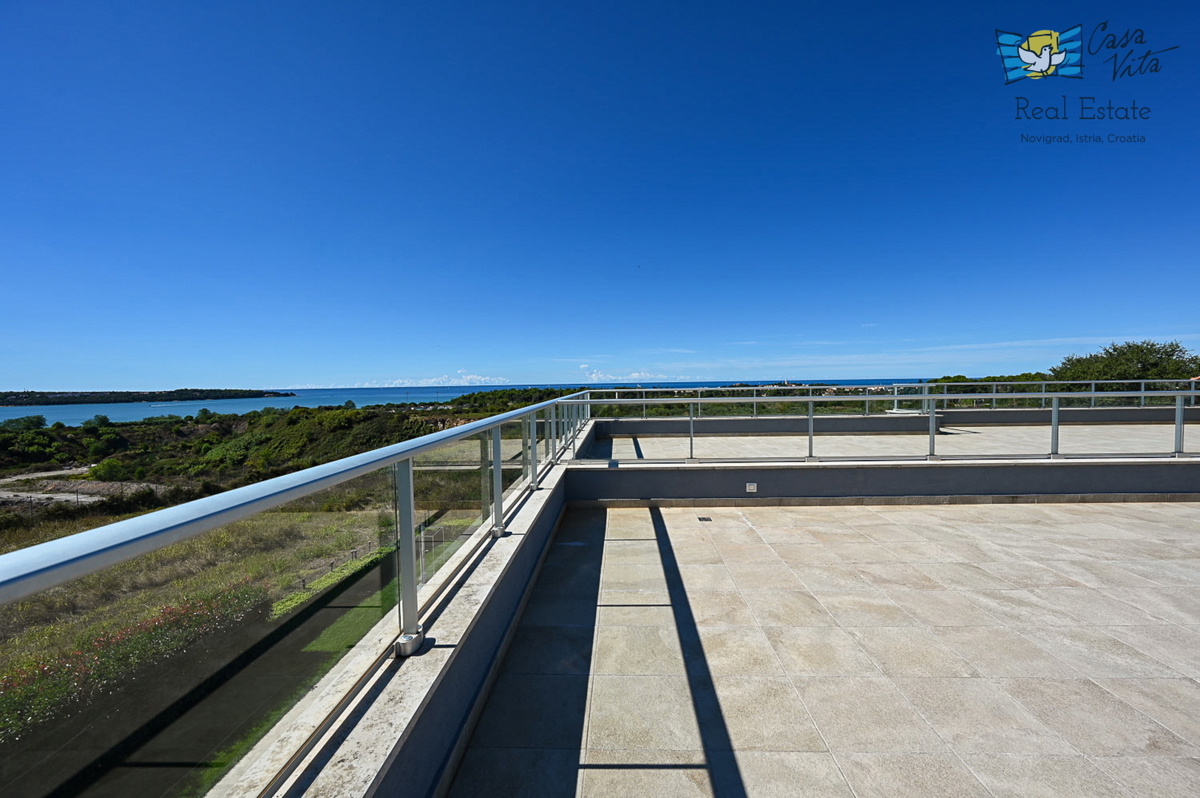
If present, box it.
[88,459,128,481]
[1050,340,1200,382]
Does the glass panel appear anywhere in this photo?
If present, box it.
[413,433,487,584]
[0,465,399,798]
[501,421,526,502]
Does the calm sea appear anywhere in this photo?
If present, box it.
[0,380,926,426]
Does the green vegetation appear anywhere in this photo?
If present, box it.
[931,340,1200,408]
[0,389,296,407]
[445,386,583,415]
[936,340,1200,384]
[0,405,443,481]
[1049,340,1200,382]
[0,391,523,776]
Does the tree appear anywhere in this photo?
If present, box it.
[0,415,47,431]
[1049,340,1200,382]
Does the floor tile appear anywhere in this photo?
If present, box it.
[471,673,590,750]
[709,677,825,752]
[837,753,991,797]
[733,751,852,797]
[587,675,703,750]
[1090,755,1200,798]
[1094,678,1200,746]
[962,754,1130,798]
[763,626,881,676]
[793,677,944,753]
[740,590,835,627]
[449,747,581,798]
[999,678,1198,757]
[690,626,783,676]
[884,589,1003,627]
[580,750,711,798]
[931,626,1078,677]
[810,591,917,627]
[1017,626,1183,678]
[894,677,1073,755]
[594,625,685,675]
[848,627,978,677]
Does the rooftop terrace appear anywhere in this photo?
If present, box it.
[2,381,1199,797]
[451,502,1200,797]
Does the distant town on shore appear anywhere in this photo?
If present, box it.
[0,389,297,407]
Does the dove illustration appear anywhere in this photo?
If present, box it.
[1018,44,1066,74]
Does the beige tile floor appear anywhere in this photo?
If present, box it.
[597,424,1200,460]
[449,502,1200,797]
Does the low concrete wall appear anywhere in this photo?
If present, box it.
[366,475,567,798]
[565,460,1200,503]
[940,406,1200,426]
[591,413,938,438]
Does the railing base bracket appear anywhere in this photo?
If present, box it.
[395,626,425,658]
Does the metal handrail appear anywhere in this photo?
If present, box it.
[568,388,1198,404]
[0,390,588,605]
[587,379,1199,393]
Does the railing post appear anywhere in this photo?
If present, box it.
[753,387,757,418]
[1141,381,1146,407]
[549,404,558,460]
[1051,397,1060,458]
[992,383,997,409]
[529,413,539,487]
[893,384,899,412]
[1091,382,1097,408]
[642,390,647,419]
[1175,395,1185,455]
[521,414,530,483]
[807,401,815,460]
[688,402,695,459]
[928,398,937,459]
[1042,383,1047,408]
[395,458,424,657]
[491,426,505,537]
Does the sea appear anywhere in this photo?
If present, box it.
[0,380,927,426]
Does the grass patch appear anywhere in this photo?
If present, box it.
[271,545,395,621]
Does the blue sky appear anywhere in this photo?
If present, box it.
[2,1,1197,389]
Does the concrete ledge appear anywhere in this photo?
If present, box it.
[568,493,1200,508]
[564,459,1200,503]
[261,468,567,798]
[941,406,1200,425]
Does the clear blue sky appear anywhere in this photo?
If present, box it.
[2,1,1197,389]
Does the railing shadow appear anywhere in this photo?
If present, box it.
[649,507,747,798]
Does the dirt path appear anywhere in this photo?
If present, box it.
[0,467,103,507]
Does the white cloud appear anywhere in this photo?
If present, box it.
[285,370,511,389]
[577,364,691,383]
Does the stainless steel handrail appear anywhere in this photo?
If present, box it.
[0,391,588,605]
[566,389,1198,404]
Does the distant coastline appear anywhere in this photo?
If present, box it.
[0,389,298,407]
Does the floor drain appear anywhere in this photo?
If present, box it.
[698,516,712,522]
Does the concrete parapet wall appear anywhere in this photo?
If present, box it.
[940,406,1200,426]
[364,474,567,798]
[565,460,1200,503]
[591,413,937,438]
